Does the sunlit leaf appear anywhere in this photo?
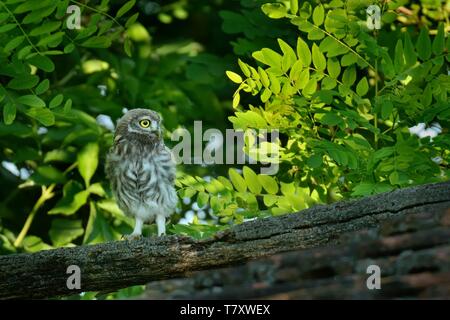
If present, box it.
[77,142,99,187]
[49,219,84,246]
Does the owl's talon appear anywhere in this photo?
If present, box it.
[122,233,142,241]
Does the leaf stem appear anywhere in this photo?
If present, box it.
[13,162,78,248]
[14,185,55,247]
[374,57,379,149]
[305,22,375,70]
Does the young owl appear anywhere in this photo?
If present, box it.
[105,108,177,239]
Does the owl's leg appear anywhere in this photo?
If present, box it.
[131,217,143,237]
[156,215,166,236]
[122,217,143,240]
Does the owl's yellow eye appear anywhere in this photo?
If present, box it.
[139,119,150,128]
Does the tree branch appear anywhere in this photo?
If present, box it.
[0,181,449,299]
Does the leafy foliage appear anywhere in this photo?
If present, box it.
[216,0,449,221]
[0,0,448,299]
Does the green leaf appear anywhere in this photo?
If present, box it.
[63,99,72,113]
[116,0,136,18]
[14,0,53,14]
[380,100,393,120]
[44,149,73,163]
[278,38,296,71]
[84,201,121,244]
[321,113,342,126]
[22,236,52,252]
[416,27,431,60]
[7,75,39,90]
[268,73,281,94]
[124,37,132,57]
[289,59,303,81]
[312,4,325,25]
[312,43,326,71]
[342,66,356,86]
[16,95,46,107]
[308,27,325,40]
[280,182,295,195]
[351,182,375,196]
[258,175,279,194]
[380,51,395,78]
[36,32,64,47]
[27,54,55,72]
[238,59,251,77]
[0,24,16,33]
[232,91,240,108]
[341,53,358,66]
[296,69,310,89]
[394,40,405,72]
[261,3,287,19]
[302,78,317,96]
[403,32,417,67]
[243,166,262,194]
[226,71,242,83]
[263,194,278,206]
[64,43,75,54]
[35,79,50,95]
[49,219,84,246]
[87,182,106,197]
[421,83,433,107]
[261,88,272,102]
[327,58,341,78]
[0,12,9,24]
[229,169,247,193]
[81,36,112,48]
[49,181,89,215]
[389,171,399,185]
[197,191,209,208]
[3,102,16,125]
[49,94,63,108]
[17,45,32,59]
[97,199,125,218]
[321,77,337,90]
[25,107,54,126]
[4,35,25,52]
[356,77,369,96]
[320,36,348,57]
[296,37,311,66]
[432,23,445,55]
[78,142,99,187]
[307,154,323,168]
[290,0,299,15]
[29,21,61,36]
[258,67,270,87]
[261,48,282,68]
[125,12,140,28]
[31,166,66,185]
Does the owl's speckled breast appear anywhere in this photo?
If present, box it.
[106,141,177,222]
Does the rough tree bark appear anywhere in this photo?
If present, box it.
[141,209,450,299]
[0,181,449,299]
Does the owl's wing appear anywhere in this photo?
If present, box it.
[159,145,176,183]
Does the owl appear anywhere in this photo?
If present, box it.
[105,108,178,239]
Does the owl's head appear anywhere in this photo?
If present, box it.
[115,108,163,145]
